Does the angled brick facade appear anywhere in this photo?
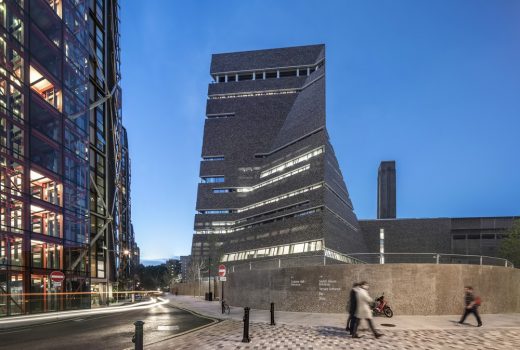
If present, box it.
[191,45,366,272]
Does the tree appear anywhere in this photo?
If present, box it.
[186,258,206,296]
[205,233,224,277]
[499,219,520,268]
[135,264,169,290]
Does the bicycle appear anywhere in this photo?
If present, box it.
[221,299,230,315]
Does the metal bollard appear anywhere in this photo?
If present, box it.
[132,320,145,350]
[222,300,225,314]
[242,307,251,343]
[270,302,275,325]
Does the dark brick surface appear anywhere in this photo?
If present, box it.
[210,45,324,73]
[192,45,365,262]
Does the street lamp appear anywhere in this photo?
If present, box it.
[102,246,134,301]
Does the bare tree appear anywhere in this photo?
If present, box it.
[187,258,206,297]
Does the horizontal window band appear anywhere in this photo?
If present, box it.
[208,74,324,100]
[210,57,325,76]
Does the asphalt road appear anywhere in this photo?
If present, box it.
[0,301,215,350]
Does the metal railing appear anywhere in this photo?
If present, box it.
[347,253,513,268]
[224,252,514,273]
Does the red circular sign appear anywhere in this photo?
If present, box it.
[218,264,226,277]
[50,271,65,282]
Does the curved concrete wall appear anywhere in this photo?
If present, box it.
[224,264,520,315]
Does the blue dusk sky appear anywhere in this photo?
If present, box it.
[120,0,520,262]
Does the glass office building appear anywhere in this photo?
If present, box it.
[0,0,137,316]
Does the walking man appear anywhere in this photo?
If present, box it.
[459,286,482,327]
[346,282,358,334]
[352,281,383,339]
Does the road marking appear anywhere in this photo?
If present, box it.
[158,325,179,331]
[73,319,85,322]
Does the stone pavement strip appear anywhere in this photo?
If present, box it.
[148,320,520,350]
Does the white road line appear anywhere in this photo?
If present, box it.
[158,325,179,331]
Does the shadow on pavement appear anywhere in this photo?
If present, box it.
[316,326,352,338]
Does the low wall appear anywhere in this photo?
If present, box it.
[223,264,520,315]
[172,280,221,299]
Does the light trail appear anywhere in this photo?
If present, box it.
[0,297,169,325]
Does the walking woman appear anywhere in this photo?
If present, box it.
[351,281,383,339]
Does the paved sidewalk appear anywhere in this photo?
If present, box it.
[152,295,520,350]
[166,294,520,330]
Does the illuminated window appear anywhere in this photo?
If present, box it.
[237,164,310,193]
[47,0,63,18]
[236,183,322,213]
[29,66,62,111]
[30,205,61,237]
[198,209,232,215]
[202,156,224,161]
[212,188,234,193]
[30,170,62,206]
[260,147,324,178]
[200,176,224,184]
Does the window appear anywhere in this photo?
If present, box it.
[31,205,61,237]
[236,183,322,213]
[206,113,234,119]
[200,176,224,184]
[298,68,309,77]
[217,76,225,83]
[198,209,232,214]
[238,74,253,81]
[31,137,61,174]
[212,188,234,193]
[29,66,62,111]
[237,164,310,193]
[227,74,236,82]
[292,243,304,253]
[30,169,62,206]
[279,70,297,78]
[260,147,323,178]
[202,156,224,161]
[265,71,277,79]
[255,72,264,80]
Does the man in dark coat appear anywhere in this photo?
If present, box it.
[459,286,482,327]
[346,282,359,334]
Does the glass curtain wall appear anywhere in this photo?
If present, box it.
[0,0,90,317]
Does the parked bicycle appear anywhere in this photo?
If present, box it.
[221,299,230,315]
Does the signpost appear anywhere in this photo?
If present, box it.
[50,271,65,289]
[218,265,226,301]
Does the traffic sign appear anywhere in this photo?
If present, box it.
[218,264,226,277]
[219,277,227,282]
[50,271,65,283]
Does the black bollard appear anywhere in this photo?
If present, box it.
[270,302,275,325]
[242,307,251,343]
[132,320,145,350]
[222,300,225,314]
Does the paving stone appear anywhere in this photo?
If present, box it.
[149,320,520,349]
